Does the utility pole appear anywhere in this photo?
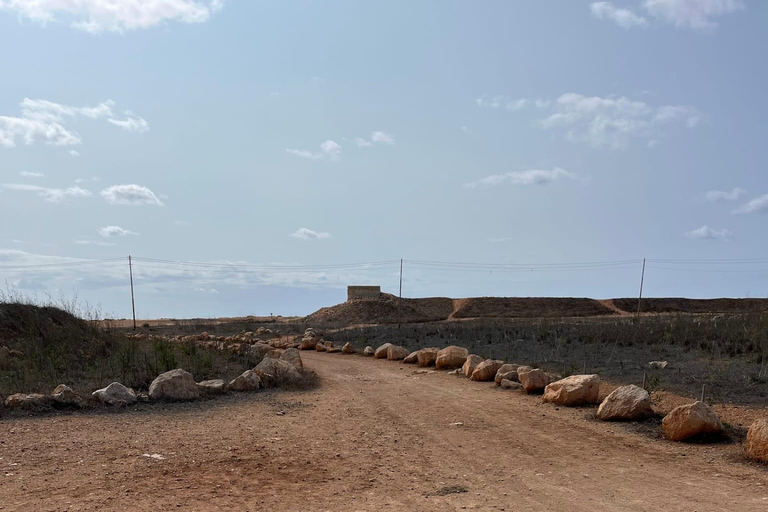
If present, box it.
[398,258,403,329]
[129,255,137,330]
[636,257,646,320]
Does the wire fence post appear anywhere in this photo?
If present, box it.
[129,255,136,330]
[398,258,403,329]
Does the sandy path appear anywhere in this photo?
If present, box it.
[1,352,767,511]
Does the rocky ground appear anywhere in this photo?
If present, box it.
[1,351,767,511]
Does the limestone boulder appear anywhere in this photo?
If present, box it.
[315,343,326,352]
[149,369,199,401]
[495,364,520,385]
[500,379,523,390]
[228,370,262,392]
[403,351,419,364]
[435,346,469,370]
[387,345,410,361]
[517,368,551,394]
[596,385,653,421]
[4,393,51,409]
[299,336,318,350]
[341,342,356,354]
[416,348,439,367]
[51,384,84,407]
[363,346,374,356]
[471,359,505,382]
[746,419,768,463]
[462,354,484,377]
[280,348,303,369]
[543,374,601,406]
[92,382,137,406]
[255,358,301,387]
[662,401,723,441]
[249,343,274,361]
[197,379,228,395]
[326,346,341,353]
[374,343,393,359]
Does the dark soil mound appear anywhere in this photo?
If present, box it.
[451,297,614,319]
[306,294,454,324]
[612,298,768,314]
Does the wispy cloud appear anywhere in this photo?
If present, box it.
[684,225,733,240]
[0,98,147,148]
[107,113,149,133]
[704,187,746,202]
[19,171,44,178]
[2,183,92,202]
[0,0,225,33]
[464,167,577,190]
[590,2,648,28]
[733,194,768,214]
[644,0,743,30]
[73,239,117,247]
[100,184,163,206]
[355,131,395,147]
[98,225,138,238]
[291,228,332,240]
[286,140,342,161]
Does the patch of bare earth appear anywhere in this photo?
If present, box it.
[1,351,767,511]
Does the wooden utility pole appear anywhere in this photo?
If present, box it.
[398,258,403,329]
[636,258,646,320]
[129,255,137,330]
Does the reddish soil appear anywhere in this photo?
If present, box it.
[1,351,767,511]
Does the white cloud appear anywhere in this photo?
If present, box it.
[69,150,80,156]
[355,131,395,147]
[0,0,224,33]
[704,187,746,202]
[591,2,649,28]
[733,194,768,214]
[98,225,138,238]
[2,183,92,202]
[286,140,342,161]
[290,228,332,240]
[464,167,576,189]
[75,176,99,184]
[684,225,733,239]
[643,0,743,30]
[100,184,163,206]
[107,113,149,133]
[476,96,530,111]
[194,287,220,294]
[0,97,146,148]
[19,171,44,178]
[538,93,700,149]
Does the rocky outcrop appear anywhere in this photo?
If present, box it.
[387,345,410,361]
[4,393,51,409]
[517,368,551,394]
[471,360,504,382]
[662,401,723,441]
[416,348,439,367]
[435,346,469,370]
[228,370,262,392]
[341,342,356,354]
[403,351,419,364]
[280,348,303,369]
[542,375,601,406]
[92,382,138,406]
[197,379,228,395]
[374,343,393,359]
[596,385,653,421]
[495,364,520,385]
[363,346,374,356]
[51,384,84,407]
[746,419,768,463]
[462,354,484,377]
[149,369,200,401]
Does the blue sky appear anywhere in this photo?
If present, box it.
[1,0,767,318]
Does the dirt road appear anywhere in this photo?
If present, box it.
[1,352,767,511]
